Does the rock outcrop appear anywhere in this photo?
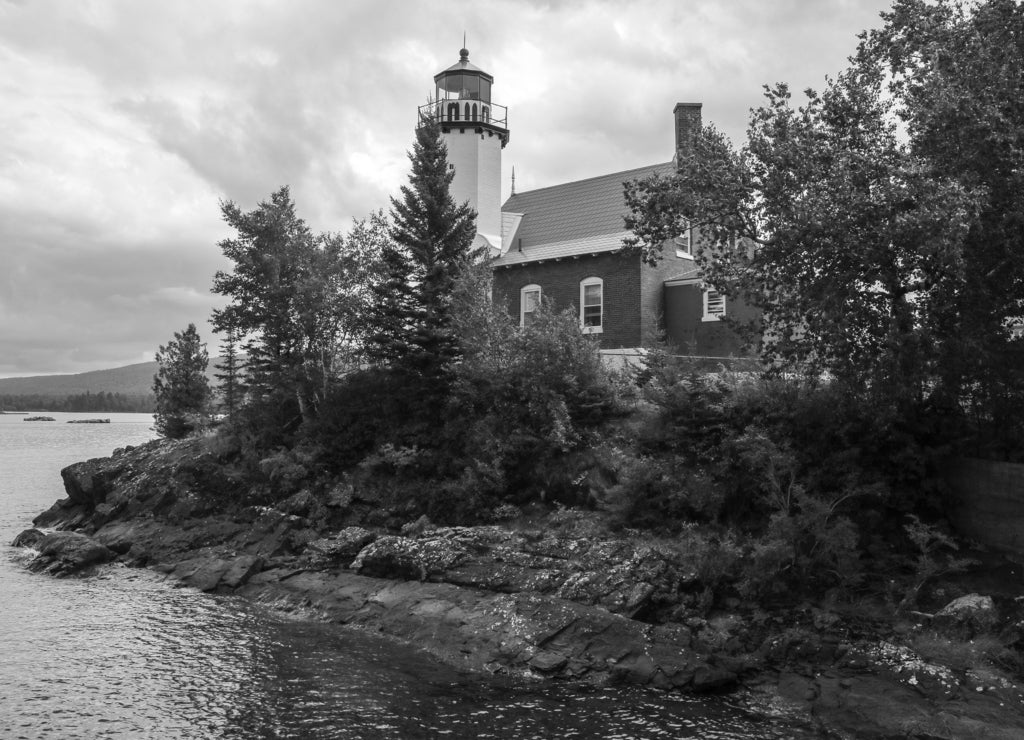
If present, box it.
[933,593,1000,639]
[11,437,1024,739]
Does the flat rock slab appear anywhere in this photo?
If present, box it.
[234,567,716,689]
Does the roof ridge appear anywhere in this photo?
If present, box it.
[506,161,674,200]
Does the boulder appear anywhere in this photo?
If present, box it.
[934,593,999,638]
[305,527,377,567]
[61,462,109,507]
[11,528,46,549]
[93,521,143,554]
[33,500,89,530]
[29,531,115,575]
[279,489,317,517]
[179,558,233,592]
[221,555,265,589]
[350,534,469,580]
[90,502,120,527]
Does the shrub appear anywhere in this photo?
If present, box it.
[895,515,977,614]
[444,270,619,505]
[257,446,316,497]
[602,454,725,531]
[311,368,429,471]
[230,388,304,451]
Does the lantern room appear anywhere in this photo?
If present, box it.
[420,47,508,143]
[435,47,493,103]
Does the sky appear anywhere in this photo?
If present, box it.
[0,0,895,379]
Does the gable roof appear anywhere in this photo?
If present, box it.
[497,161,674,260]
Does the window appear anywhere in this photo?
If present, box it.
[674,220,693,258]
[703,288,726,321]
[580,277,603,333]
[520,285,541,327]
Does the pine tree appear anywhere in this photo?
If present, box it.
[153,323,211,439]
[211,188,312,410]
[366,115,477,383]
[214,325,245,418]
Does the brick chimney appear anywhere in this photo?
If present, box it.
[673,102,702,160]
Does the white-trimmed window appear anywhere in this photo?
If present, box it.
[520,284,541,327]
[703,288,726,321]
[580,277,603,333]
[674,220,693,258]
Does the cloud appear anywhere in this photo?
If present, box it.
[0,0,894,377]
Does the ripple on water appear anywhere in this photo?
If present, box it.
[2,562,812,739]
[1,414,815,738]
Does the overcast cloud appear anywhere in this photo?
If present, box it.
[0,0,893,378]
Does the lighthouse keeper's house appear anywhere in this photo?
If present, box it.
[423,47,755,361]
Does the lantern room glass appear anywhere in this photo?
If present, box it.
[436,74,491,103]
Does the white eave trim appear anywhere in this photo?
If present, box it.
[491,232,628,267]
[664,276,701,287]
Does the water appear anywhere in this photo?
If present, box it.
[0,412,810,738]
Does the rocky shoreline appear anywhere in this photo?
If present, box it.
[13,438,1024,739]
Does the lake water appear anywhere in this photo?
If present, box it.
[0,412,811,738]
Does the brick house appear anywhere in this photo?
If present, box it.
[491,104,755,360]
[424,48,753,359]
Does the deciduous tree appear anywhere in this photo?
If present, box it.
[856,0,1024,449]
[211,188,387,425]
[627,75,975,407]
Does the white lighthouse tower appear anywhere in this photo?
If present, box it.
[421,47,509,254]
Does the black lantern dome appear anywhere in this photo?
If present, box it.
[434,47,494,104]
[420,47,508,145]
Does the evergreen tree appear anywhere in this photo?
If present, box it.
[211,188,314,414]
[153,323,211,438]
[366,115,477,383]
[214,324,245,418]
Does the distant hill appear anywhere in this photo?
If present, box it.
[0,361,220,398]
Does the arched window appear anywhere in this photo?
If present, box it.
[465,102,471,120]
[471,103,478,121]
[482,105,489,123]
[520,284,541,327]
[579,277,603,334]
[447,102,459,121]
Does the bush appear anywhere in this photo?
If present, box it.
[602,453,725,531]
[311,368,430,471]
[444,269,620,506]
[229,388,304,451]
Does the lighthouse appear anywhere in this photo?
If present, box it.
[420,47,509,254]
